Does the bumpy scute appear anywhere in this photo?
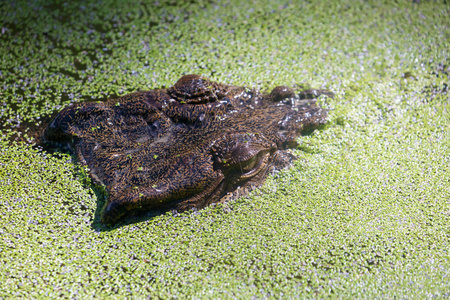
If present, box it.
[44,74,332,225]
[168,74,228,104]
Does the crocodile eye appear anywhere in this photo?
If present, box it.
[240,155,257,173]
[212,132,276,181]
[233,150,272,180]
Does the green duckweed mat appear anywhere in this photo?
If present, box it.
[1,0,449,298]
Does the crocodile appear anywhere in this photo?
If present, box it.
[44,74,332,225]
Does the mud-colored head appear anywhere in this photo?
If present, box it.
[44,75,331,225]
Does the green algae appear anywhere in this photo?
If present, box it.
[1,0,449,298]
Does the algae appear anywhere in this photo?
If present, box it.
[0,0,449,298]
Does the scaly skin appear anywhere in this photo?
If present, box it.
[44,75,331,225]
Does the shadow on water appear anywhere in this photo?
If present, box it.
[2,113,55,146]
[88,176,183,232]
[89,191,170,232]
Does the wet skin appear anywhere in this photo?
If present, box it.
[44,74,331,225]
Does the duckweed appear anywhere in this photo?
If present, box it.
[1,0,449,297]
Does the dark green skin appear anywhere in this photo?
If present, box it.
[44,75,331,225]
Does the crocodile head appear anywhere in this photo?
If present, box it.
[44,74,331,225]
